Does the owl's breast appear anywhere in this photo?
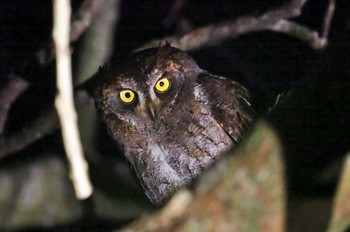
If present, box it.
[155,97,234,183]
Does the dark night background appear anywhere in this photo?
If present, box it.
[0,0,350,231]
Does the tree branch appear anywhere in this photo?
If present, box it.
[137,0,330,51]
[320,0,336,47]
[53,0,92,199]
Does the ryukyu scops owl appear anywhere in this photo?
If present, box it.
[94,45,255,204]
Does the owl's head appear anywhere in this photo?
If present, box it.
[95,45,201,122]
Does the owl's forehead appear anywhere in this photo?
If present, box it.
[145,67,163,86]
[112,64,172,89]
[116,75,139,89]
[124,55,183,86]
[144,59,182,86]
[105,46,199,88]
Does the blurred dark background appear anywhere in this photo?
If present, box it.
[0,0,350,231]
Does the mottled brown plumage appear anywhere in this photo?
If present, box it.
[94,45,255,204]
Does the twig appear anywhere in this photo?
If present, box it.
[53,0,92,199]
[35,0,101,67]
[320,0,336,47]
[267,19,322,49]
[162,0,188,32]
[70,0,101,41]
[0,75,29,135]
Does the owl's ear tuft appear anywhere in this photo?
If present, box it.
[159,40,171,48]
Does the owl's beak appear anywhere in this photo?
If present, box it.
[147,104,157,121]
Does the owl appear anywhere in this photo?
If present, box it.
[94,44,255,204]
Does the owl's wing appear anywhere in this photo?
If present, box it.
[197,73,255,143]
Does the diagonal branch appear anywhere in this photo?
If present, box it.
[137,0,331,51]
[0,89,90,160]
[0,75,29,135]
[137,0,309,51]
[0,108,59,159]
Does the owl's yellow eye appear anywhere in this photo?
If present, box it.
[119,90,135,104]
[155,77,171,93]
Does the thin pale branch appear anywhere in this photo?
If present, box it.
[53,0,92,199]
